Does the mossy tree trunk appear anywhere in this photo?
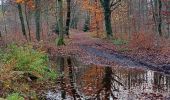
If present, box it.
[57,0,65,46]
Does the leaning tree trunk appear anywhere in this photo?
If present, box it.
[17,3,27,40]
[35,0,41,41]
[65,0,71,38]
[57,0,65,45]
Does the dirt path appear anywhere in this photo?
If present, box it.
[48,30,170,74]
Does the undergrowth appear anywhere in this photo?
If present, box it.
[0,44,58,99]
[0,44,57,80]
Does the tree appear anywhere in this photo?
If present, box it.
[57,0,65,45]
[100,0,121,39]
[24,1,32,41]
[35,0,41,41]
[157,0,162,36]
[65,0,71,37]
[17,2,27,40]
[70,0,80,29]
[1,0,7,35]
[151,0,163,36]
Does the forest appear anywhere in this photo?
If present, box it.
[0,0,170,100]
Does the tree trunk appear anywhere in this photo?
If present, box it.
[65,0,71,37]
[1,0,7,35]
[45,2,50,36]
[24,3,31,41]
[57,0,65,46]
[152,0,162,36]
[55,0,60,35]
[100,0,113,39]
[17,3,27,40]
[158,0,162,36]
[104,9,113,38]
[35,0,41,41]
[168,24,170,37]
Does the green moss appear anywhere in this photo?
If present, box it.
[56,37,65,46]
[113,39,128,45]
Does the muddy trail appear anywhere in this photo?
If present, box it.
[45,31,170,100]
[47,31,170,74]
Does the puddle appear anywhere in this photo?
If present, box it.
[46,57,170,100]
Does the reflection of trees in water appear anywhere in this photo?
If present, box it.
[125,70,145,89]
[57,56,81,100]
[57,56,66,99]
[153,72,169,92]
[67,57,81,99]
[166,76,170,92]
[154,72,163,91]
[95,67,123,100]
[57,57,170,99]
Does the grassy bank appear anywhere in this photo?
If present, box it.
[0,44,58,99]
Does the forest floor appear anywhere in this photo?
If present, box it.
[1,30,170,99]
[45,30,170,74]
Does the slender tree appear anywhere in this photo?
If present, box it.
[151,0,163,36]
[157,0,162,36]
[35,0,41,41]
[1,0,7,35]
[24,2,31,41]
[65,0,71,38]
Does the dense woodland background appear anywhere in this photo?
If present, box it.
[0,0,169,43]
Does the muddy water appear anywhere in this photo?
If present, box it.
[46,57,170,100]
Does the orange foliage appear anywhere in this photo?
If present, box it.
[16,0,34,9]
[16,0,23,3]
[129,32,156,50]
[81,0,104,36]
[26,0,35,9]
